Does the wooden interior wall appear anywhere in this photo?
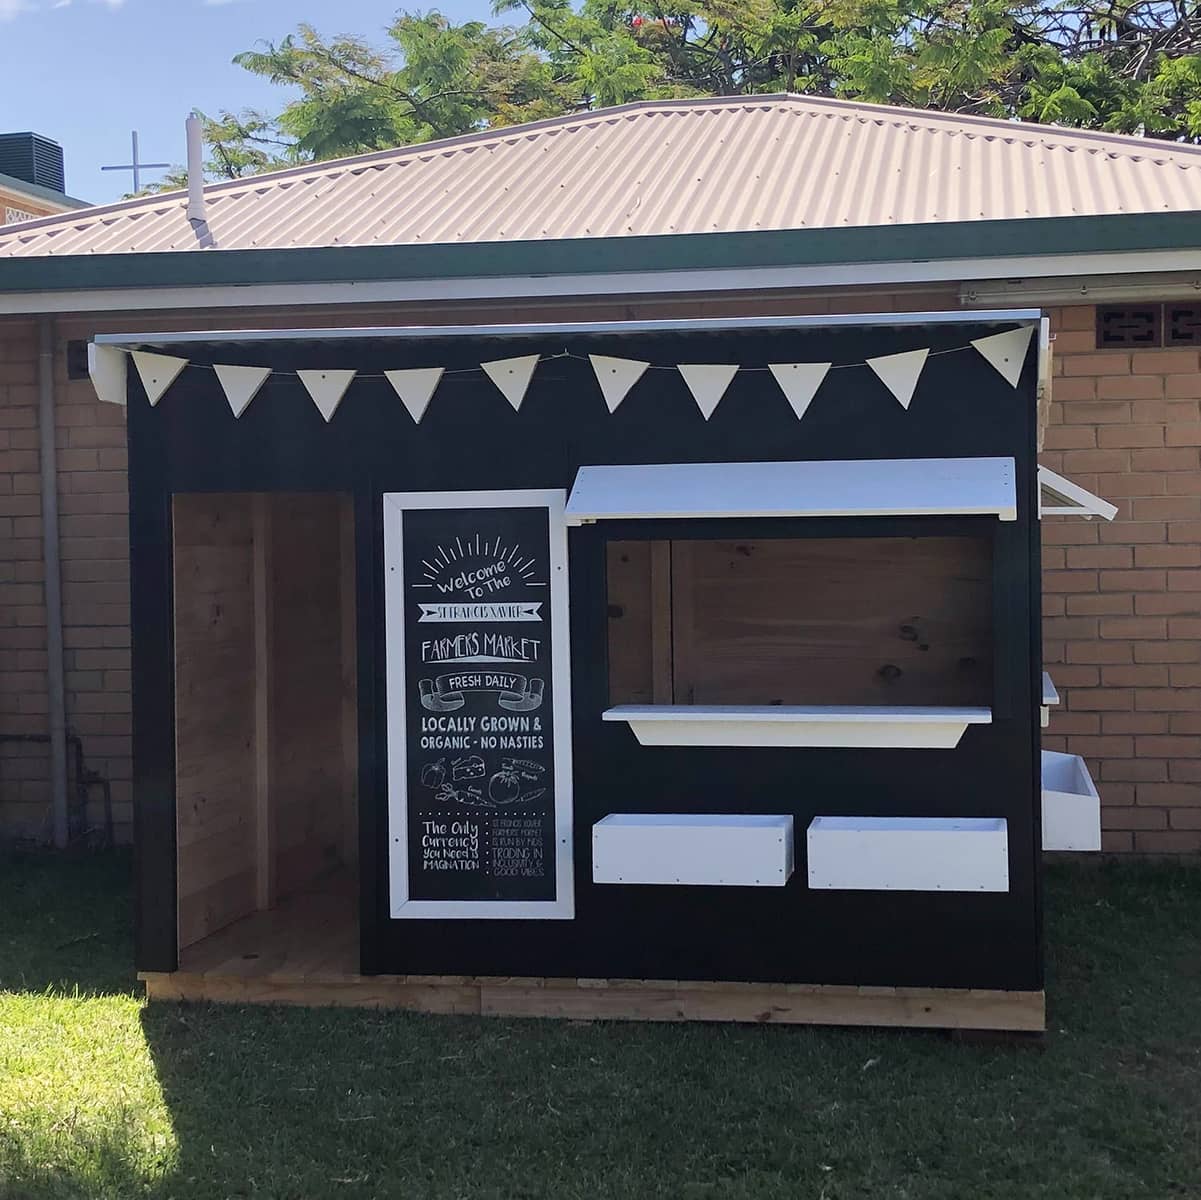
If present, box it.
[609,536,992,707]
[268,493,351,900]
[174,492,357,951]
[174,495,257,949]
[607,541,673,705]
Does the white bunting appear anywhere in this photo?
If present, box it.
[481,355,540,411]
[678,364,739,421]
[385,367,444,423]
[213,364,272,419]
[588,355,649,413]
[971,326,1035,388]
[768,362,831,421]
[298,368,356,422]
[131,350,188,407]
[87,343,128,407]
[865,348,929,410]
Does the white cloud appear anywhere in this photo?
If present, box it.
[1,0,129,13]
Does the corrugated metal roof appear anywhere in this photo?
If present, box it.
[4,94,1201,259]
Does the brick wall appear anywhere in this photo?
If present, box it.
[0,320,50,838]
[1042,305,1201,854]
[2,293,1198,851]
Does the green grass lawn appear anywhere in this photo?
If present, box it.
[2,856,1200,1199]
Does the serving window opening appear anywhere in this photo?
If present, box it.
[606,535,994,710]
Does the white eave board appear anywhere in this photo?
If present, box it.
[90,311,1042,350]
[566,458,1017,525]
[603,704,992,749]
[1039,466,1118,521]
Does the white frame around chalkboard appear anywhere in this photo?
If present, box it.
[383,488,575,920]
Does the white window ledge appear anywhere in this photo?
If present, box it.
[603,705,992,749]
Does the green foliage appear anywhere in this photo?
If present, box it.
[191,0,1201,179]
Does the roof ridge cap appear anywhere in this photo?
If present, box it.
[781,92,1201,162]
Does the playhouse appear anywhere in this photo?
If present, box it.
[90,309,1108,1031]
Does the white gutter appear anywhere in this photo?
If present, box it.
[963,271,1201,307]
[4,250,1201,317]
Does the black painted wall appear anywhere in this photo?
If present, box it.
[128,318,1043,990]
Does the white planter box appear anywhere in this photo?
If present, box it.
[807,816,1009,892]
[592,813,794,887]
[1042,750,1101,851]
[603,705,992,750]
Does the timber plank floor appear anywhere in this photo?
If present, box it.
[141,878,1045,1032]
[177,874,358,982]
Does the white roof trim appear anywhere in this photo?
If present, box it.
[90,310,1040,349]
[565,457,1017,525]
[1038,465,1118,520]
[0,253,1192,317]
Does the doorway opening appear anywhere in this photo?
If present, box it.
[172,492,358,978]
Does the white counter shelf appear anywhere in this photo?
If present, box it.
[603,704,992,750]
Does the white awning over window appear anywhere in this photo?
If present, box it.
[565,457,1017,525]
[1038,466,1117,521]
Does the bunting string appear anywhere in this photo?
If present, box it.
[109,326,1035,422]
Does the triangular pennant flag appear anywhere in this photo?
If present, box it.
[385,367,444,423]
[213,364,272,419]
[865,348,929,410]
[971,326,1035,388]
[677,364,739,421]
[131,350,188,407]
[588,355,649,413]
[298,368,356,422]
[87,343,128,407]
[481,355,540,412]
[768,362,831,421]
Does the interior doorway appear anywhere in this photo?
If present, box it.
[172,492,358,975]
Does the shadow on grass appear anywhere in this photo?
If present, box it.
[0,849,137,997]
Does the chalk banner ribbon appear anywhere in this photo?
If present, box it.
[419,672,545,713]
[418,601,542,623]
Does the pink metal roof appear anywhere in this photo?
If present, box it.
[4,94,1201,258]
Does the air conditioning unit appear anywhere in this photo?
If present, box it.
[0,133,66,193]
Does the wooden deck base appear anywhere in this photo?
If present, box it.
[142,971,1046,1031]
[141,887,1046,1032]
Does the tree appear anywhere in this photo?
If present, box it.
[187,0,1201,182]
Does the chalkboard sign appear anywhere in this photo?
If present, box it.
[384,490,574,919]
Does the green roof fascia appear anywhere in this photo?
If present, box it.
[0,171,89,211]
[3,208,1201,296]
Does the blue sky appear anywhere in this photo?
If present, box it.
[2,0,492,205]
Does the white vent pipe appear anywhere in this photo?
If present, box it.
[186,113,206,223]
